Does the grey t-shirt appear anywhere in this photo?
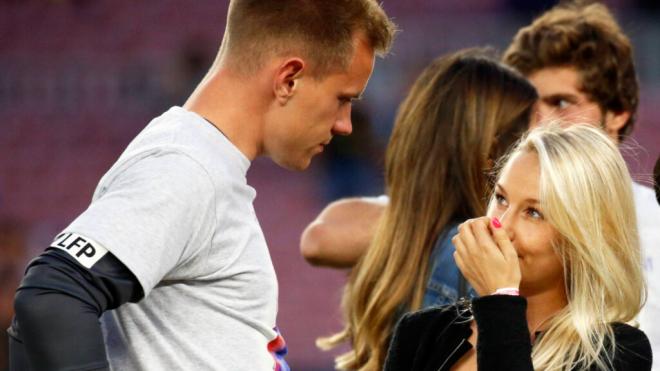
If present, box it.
[63,107,281,370]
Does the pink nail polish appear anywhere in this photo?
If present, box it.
[492,217,502,229]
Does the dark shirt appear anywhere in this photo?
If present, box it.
[385,295,652,371]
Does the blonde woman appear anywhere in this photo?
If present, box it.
[385,124,651,370]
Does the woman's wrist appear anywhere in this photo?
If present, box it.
[492,287,520,296]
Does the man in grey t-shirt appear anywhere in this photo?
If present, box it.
[8,1,396,370]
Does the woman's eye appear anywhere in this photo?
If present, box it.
[527,208,543,220]
[495,193,508,206]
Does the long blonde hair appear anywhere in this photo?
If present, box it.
[507,124,645,370]
[318,49,538,370]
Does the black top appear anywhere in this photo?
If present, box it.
[384,295,652,371]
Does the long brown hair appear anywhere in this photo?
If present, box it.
[318,49,538,370]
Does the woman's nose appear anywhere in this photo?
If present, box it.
[498,210,516,242]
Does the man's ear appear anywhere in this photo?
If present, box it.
[274,58,305,105]
[603,110,630,143]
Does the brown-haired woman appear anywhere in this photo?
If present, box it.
[318,49,538,370]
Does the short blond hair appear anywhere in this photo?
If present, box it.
[221,0,396,76]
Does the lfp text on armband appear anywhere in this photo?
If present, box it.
[50,232,109,268]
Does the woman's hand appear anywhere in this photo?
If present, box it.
[452,217,521,296]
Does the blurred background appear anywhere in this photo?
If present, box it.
[0,1,658,369]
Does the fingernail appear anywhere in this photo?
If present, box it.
[492,217,502,229]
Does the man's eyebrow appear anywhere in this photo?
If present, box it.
[541,93,579,103]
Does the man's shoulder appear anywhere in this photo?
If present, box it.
[122,108,246,181]
[632,181,660,216]
[633,181,656,198]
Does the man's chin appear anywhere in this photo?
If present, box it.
[273,156,312,171]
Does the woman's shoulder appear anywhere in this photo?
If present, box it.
[398,301,471,331]
[389,302,471,360]
[611,322,651,343]
[609,322,652,369]
[386,303,472,371]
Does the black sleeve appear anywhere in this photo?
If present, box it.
[472,295,534,371]
[9,247,143,371]
[473,296,654,371]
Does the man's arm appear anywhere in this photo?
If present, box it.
[9,153,214,370]
[300,196,386,268]
[10,247,142,371]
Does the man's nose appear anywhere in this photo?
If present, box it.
[332,106,353,136]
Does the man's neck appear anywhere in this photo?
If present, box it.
[183,68,267,161]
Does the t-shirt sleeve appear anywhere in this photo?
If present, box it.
[64,151,216,295]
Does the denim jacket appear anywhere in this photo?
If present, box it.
[422,223,477,307]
